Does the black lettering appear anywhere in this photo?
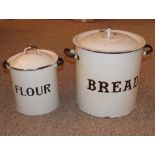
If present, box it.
[98,81,109,93]
[26,88,35,96]
[44,84,51,94]
[123,80,132,91]
[112,81,121,93]
[15,85,20,93]
[36,86,43,96]
[20,87,27,96]
[87,79,96,91]
[133,76,138,88]
[15,85,26,96]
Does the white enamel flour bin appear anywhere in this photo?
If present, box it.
[64,28,153,118]
[3,46,64,116]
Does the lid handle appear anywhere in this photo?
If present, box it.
[106,27,111,39]
[24,46,40,55]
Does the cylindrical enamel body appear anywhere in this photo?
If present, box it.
[75,47,143,117]
[10,66,59,116]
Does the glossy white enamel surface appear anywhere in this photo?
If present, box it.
[7,49,58,70]
[73,29,146,53]
[10,66,60,116]
[75,47,143,117]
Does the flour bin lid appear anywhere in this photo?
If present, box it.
[7,46,58,70]
[73,28,146,53]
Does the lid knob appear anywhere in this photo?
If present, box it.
[106,27,111,39]
[24,46,40,55]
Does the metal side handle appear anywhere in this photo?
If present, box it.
[143,44,153,56]
[56,57,64,67]
[2,60,10,70]
[64,48,79,60]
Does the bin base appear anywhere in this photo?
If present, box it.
[16,103,60,116]
[78,103,137,118]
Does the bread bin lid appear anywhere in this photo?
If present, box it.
[7,46,58,70]
[73,28,146,53]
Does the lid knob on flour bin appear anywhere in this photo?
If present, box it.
[24,46,40,54]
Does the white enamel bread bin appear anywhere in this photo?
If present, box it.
[64,28,153,118]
